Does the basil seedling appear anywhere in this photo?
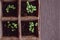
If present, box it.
[6,4,16,13]
[29,22,38,33]
[7,21,17,31]
[26,1,36,13]
[29,22,34,33]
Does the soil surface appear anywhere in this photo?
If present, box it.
[2,21,19,37]
[21,0,38,16]
[2,2,18,17]
[21,20,38,37]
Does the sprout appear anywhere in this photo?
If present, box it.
[6,4,16,13]
[29,22,38,33]
[12,23,17,28]
[29,22,34,33]
[26,1,36,13]
[35,22,38,26]
[7,21,17,31]
[12,29,15,31]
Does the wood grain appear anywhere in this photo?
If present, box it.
[21,16,38,21]
[1,37,19,40]
[0,1,2,38]
[18,0,21,40]
[2,17,18,21]
[22,36,38,40]
[40,0,59,40]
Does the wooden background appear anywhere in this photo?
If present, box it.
[40,0,59,40]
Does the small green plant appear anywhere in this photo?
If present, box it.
[6,4,16,13]
[29,22,34,33]
[29,22,38,33]
[26,1,36,13]
[35,22,38,26]
[7,21,17,31]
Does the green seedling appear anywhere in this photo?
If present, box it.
[29,22,34,33]
[6,4,16,13]
[26,1,36,13]
[35,22,38,26]
[7,21,17,31]
[29,22,38,33]
[12,23,17,28]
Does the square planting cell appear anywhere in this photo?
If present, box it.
[21,0,38,16]
[2,21,19,37]
[21,20,38,37]
[2,2,18,17]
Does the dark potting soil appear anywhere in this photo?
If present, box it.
[2,21,19,37]
[21,0,38,16]
[2,2,18,17]
[21,20,38,37]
